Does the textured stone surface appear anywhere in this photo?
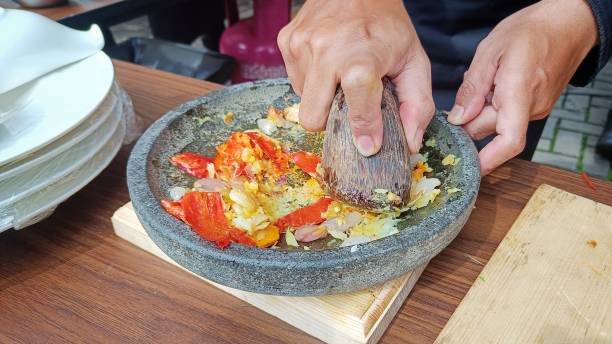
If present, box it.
[552,130,582,157]
[536,139,551,151]
[551,109,585,122]
[587,135,600,147]
[588,107,609,125]
[541,117,558,140]
[533,63,611,180]
[559,120,603,136]
[126,79,481,296]
[582,147,611,178]
[533,151,578,171]
[564,95,590,112]
[591,97,612,108]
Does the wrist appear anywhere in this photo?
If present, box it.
[545,0,599,49]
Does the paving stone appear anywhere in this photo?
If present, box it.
[541,117,558,139]
[559,119,603,136]
[593,81,612,91]
[582,147,610,178]
[550,108,585,121]
[553,96,565,109]
[591,97,612,108]
[552,130,582,157]
[587,135,600,147]
[600,63,612,76]
[532,151,578,171]
[564,94,590,111]
[536,139,551,151]
[588,107,609,125]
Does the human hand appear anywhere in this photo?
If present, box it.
[447,0,598,175]
[277,0,434,156]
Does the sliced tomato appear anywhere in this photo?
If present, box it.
[170,152,215,178]
[182,191,231,248]
[181,191,255,249]
[245,131,289,172]
[229,227,257,247]
[160,199,186,222]
[215,132,263,179]
[275,197,333,232]
[291,151,320,177]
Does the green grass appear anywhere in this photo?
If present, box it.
[548,119,561,152]
[576,134,588,172]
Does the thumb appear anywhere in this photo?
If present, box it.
[448,44,498,125]
[341,63,384,157]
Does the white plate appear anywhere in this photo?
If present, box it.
[0,97,122,207]
[0,51,114,166]
[0,83,118,181]
[0,109,126,232]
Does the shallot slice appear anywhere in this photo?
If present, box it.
[168,186,187,201]
[257,118,277,135]
[340,235,369,247]
[229,177,247,190]
[322,212,362,235]
[193,178,228,192]
[294,224,328,242]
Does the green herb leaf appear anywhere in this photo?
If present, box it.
[425,138,437,147]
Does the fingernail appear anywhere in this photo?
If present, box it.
[355,135,377,157]
[447,104,464,124]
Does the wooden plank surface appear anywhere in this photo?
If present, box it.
[112,202,427,344]
[435,185,611,343]
[1,60,612,343]
[0,0,123,21]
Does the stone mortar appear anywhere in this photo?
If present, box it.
[127,78,481,296]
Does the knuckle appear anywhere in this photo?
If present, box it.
[506,135,526,155]
[421,97,436,118]
[531,67,549,93]
[411,95,435,121]
[289,29,308,56]
[457,77,479,101]
[299,113,326,131]
[309,31,330,54]
[354,22,372,41]
[349,111,378,131]
[468,130,487,141]
[277,26,290,50]
[343,63,377,89]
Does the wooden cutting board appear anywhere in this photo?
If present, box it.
[112,202,427,344]
[435,184,611,343]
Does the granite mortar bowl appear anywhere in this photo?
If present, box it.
[127,78,480,296]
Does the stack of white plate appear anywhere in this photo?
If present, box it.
[0,51,128,232]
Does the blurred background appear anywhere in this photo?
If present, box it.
[2,0,611,180]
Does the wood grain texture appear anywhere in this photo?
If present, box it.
[1,60,612,343]
[112,202,427,344]
[323,77,411,210]
[0,0,123,20]
[436,185,612,343]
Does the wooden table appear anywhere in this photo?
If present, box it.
[0,0,122,20]
[1,61,611,343]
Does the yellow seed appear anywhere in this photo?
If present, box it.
[223,112,235,124]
